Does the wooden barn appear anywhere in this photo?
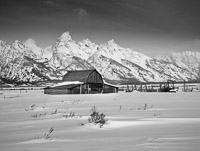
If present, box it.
[44,69,118,94]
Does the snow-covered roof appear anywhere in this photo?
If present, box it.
[49,81,84,88]
[45,80,118,89]
[103,81,119,88]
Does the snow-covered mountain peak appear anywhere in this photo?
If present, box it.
[161,51,200,63]
[58,31,72,42]
[183,51,200,58]
[12,40,25,51]
[106,39,118,48]
[80,38,98,49]
[80,38,94,46]
[170,39,200,53]
[13,40,22,45]
[97,39,122,58]
[0,40,7,48]
[24,38,36,46]
[1,31,200,84]
[156,51,200,77]
[24,38,43,58]
[107,39,115,44]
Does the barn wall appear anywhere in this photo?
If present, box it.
[44,85,93,94]
[71,86,82,94]
[44,88,72,94]
[87,71,103,84]
[44,84,119,94]
[103,85,118,93]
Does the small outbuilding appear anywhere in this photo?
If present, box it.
[44,69,118,94]
[103,81,119,93]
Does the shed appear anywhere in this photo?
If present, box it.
[103,81,119,93]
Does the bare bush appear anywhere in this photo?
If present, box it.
[63,111,82,119]
[44,127,54,139]
[88,106,107,128]
[35,127,54,140]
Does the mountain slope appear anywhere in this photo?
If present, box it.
[156,51,200,78]
[0,40,58,83]
[0,32,200,84]
[88,39,197,82]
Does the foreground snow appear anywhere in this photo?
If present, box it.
[0,90,200,151]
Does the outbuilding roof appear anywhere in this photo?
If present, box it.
[104,81,119,88]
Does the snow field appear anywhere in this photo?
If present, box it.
[0,90,200,150]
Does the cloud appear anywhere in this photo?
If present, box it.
[43,0,62,10]
[74,8,89,20]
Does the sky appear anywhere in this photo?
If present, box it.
[1,0,200,57]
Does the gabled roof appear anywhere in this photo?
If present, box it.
[63,69,97,83]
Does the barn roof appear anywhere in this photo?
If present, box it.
[63,69,99,83]
[44,81,83,89]
[49,81,83,88]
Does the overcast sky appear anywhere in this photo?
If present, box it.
[1,0,200,56]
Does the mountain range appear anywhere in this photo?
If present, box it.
[0,32,200,85]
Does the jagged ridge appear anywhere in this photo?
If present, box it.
[0,32,199,84]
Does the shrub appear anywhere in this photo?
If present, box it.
[35,127,54,140]
[52,109,57,114]
[64,111,75,118]
[44,127,54,139]
[88,106,107,128]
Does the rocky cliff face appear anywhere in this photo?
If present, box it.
[0,32,199,84]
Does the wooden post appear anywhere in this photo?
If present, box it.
[160,83,162,92]
[0,80,1,90]
[145,84,147,92]
[183,80,186,92]
[103,83,104,93]
[80,84,82,94]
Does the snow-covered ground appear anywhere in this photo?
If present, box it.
[0,90,200,151]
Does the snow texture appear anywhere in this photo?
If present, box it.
[0,90,200,151]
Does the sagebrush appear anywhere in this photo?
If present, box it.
[88,105,107,128]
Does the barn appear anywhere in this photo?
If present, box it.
[44,69,118,94]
